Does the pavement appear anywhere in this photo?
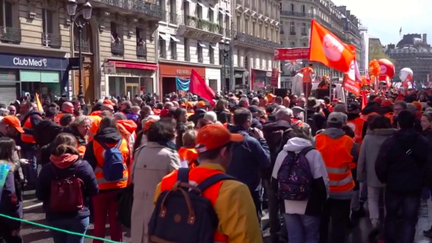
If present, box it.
[15,190,432,243]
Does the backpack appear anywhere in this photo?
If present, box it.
[277,147,314,201]
[97,139,125,181]
[148,168,235,243]
[49,161,84,212]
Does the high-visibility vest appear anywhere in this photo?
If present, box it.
[53,113,65,124]
[21,115,41,143]
[87,115,102,142]
[160,167,229,243]
[93,139,129,190]
[384,112,394,125]
[347,117,364,144]
[178,147,198,169]
[90,110,102,116]
[315,133,355,196]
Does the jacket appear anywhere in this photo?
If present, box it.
[130,142,181,243]
[357,128,396,187]
[36,159,98,221]
[272,138,328,215]
[347,113,367,144]
[0,160,23,230]
[62,127,87,157]
[315,128,355,199]
[33,120,63,148]
[227,125,271,192]
[153,163,263,243]
[375,128,432,194]
[84,127,130,191]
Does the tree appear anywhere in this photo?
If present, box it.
[369,41,396,64]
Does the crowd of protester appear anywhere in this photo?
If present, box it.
[0,88,432,243]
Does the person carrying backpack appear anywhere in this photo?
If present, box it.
[84,117,131,243]
[149,124,263,243]
[36,133,98,243]
[272,125,328,243]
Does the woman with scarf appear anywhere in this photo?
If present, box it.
[63,116,90,157]
[131,120,181,243]
[36,133,98,243]
[84,117,131,243]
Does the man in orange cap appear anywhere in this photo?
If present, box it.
[152,124,263,243]
[0,115,24,138]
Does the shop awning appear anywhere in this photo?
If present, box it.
[159,33,170,41]
[170,36,180,42]
[109,60,157,71]
[197,2,205,7]
[198,42,206,48]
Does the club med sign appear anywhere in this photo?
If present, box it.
[13,57,48,67]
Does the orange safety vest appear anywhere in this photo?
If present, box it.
[384,112,394,124]
[21,114,42,143]
[315,134,355,196]
[93,139,130,190]
[347,117,364,144]
[160,167,229,243]
[178,147,198,169]
[53,113,65,124]
[90,110,102,116]
[77,144,86,157]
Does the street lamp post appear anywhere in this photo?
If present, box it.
[66,0,92,99]
[219,44,230,92]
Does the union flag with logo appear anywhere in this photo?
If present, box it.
[342,44,361,96]
[309,19,355,73]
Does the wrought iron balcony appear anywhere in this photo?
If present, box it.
[184,16,220,33]
[41,33,61,48]
[234,31,283,49]
[281,11,313,18]
[137,45,147,58]
[94,0,163,19]
[111,42,124,56]
[290,31,296,35]
[301,32,308,36]
[0,26,21,44]
[74,39,91,52]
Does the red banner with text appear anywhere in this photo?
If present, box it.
[274,48,310,60]
[271,68,279,87]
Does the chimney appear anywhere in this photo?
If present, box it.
[423,34,427,44]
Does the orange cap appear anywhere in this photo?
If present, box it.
[412,101,422,111]
[144,119,157,131]
[196,101,206,108]
[381,100,393,107]
[3,115,24,133]
[195,124,243,152]
[103,99,115,106]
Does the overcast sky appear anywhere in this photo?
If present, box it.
[331,0,432,45]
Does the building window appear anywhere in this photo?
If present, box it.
[209,44,214,64]
[170,37,177,60]
[196,3,202,18]
[0,0,13,28]
[225,15,230,34]
[183,0,189,17]
[290,3,294,11]
[111,22,123,55]
[245,19,249,34]
[237,16,241,32]
[302,42,307,47]
[301,5,305,13]
[252,21,256,36]
[208,8,214,22]
[184,38,190,61]
[290,41,295,47]
[301,23,307,35]
[42,9,54,34]
[169,0,176,13]
[259,23,263,38]
[159,36,167,58]
[136,28,146,58]
[197,42,204,62]
[290,22,295,34]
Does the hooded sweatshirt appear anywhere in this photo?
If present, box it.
[272,137,329,216]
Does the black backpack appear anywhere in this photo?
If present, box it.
[148,168,235,243]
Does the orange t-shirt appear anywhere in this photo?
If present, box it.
[302,67,314,83]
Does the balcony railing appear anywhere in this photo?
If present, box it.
[111,42,124,56]
[74,39,91,52]
[41,33,61,48]
[301,32,308,36]
[281,11,313,18]
[184,16,220,33]
[234,31,283,49]
[0,26,21,44]
[94,0,163,19]
[137,45,147,58]
[290,31,296,35]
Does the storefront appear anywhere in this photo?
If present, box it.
[251,69,272,92]
[105,60,157,98]
[159,63,205,96]
[0,53,68,104]
[205,68,220,93]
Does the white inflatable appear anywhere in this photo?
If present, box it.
[400,67,414,82]
[292,73,304,96]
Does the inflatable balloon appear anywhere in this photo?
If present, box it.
[399,67,414,82]
[378,59,395,79]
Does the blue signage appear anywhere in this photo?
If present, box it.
[0,53,68,71]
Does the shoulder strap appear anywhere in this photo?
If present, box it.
[177,168,190,183]
[197,173,235,192]
[299,146,314,156]
[95,139,110,151]
[115,140,122,149]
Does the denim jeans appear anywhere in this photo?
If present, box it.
[21,149,38,186]
[284,214,320,243]
[368,186,385,228]
[319,198,351,243]
[49,217,89,243]
[384,191,420,243]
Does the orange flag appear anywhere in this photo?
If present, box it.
[309,19,355,73]
[35,93,43,112]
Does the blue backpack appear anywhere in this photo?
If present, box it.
[148,168,235,243]
[97,140,125,181]
[277,147,314,201]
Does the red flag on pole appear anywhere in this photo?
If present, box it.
[189,69,215,105]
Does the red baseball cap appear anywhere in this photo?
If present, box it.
[3,115,24,133]
[196,124,243,153]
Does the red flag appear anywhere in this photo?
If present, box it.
[189,69,215,105]
[361,90,367,110]
[309,19,355,73]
